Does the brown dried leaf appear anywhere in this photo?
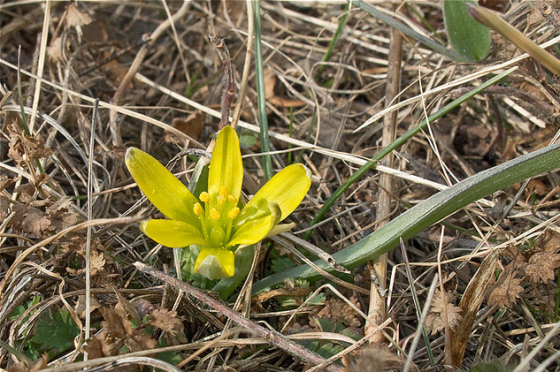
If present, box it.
[540,230,560,253]
[99,306,128,340]
[65,3,92,28]
[264,68,306,108]
[11,205,52,237]
[147,308,184,336]
[487,276,524,308]
[165,112,205,143]
[525,251,560,283]
[425,290,463,335]
[7,353,48,372]
[75,295,101,318]
[343,346,415,372]
[47,37,64,63]
[312,297,361,329]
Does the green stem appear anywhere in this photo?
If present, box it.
[253,0,272,181]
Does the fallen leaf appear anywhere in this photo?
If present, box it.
[264,68,306,108]
[7,353,48,372]
[487,275,524,308]
[165,112,205,143]
[425,289,463,335]
[525,251,560,284]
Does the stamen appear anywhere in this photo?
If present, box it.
[193,203,203,216]
[228,195,236,203]
[217,195,225,205]
[210,208,221,220]
[219,185,228,199]
[228,207,240,219]
[200,191,210,203]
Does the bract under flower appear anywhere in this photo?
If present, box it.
[126,125,311,280]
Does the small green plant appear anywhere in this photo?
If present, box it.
[126,126,311,289]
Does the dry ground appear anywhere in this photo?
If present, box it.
[1,1,560,371]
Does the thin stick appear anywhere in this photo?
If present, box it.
[368,9,402,344]
[209,36,235,129]
[134,262,343,372]
[84,99,99,359]
[231,0,255,130]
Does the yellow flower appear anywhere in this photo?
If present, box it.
[125,126,311,280]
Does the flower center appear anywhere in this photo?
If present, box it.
[193,185,239,248]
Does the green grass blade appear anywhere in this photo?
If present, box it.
[351,0,467,62]
[316,2,350,81]
[253,0,272,181]
[303,67,516,241]
[254,139,560,293]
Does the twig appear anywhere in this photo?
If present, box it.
[134,262,343,372]
[209,36,235,129]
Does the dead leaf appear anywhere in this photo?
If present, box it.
[311,297,361,329]
[264,68,306,108]
[75,295,101,318]
[425,290,463,335]
[342,346,415,372]
[487,275,524,308]
[525,251,560,283]
[47,37,64,63]
[165,112,205,143]
[65,3,92,28]
[147,308,188,344]
[540,230,560,252]
[7,353,48,372]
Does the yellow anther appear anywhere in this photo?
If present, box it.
[228,207,240,219]
[193,203,203,216]
[199,192,210,203]
[210,208,221,220]
[219,185,229,199]
[228,195,236,203]
[217,195,225,205]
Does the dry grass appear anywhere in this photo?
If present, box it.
[1,1,560,371]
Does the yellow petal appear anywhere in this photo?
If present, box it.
[126,148,200,224]
[193,248,235,280]
[246,164,311,221]
[228,202,280,246]
[209,126,243,201]
[140,219,207,248]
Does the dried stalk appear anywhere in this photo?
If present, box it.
[134,262,343,372]
[209,36,235,128]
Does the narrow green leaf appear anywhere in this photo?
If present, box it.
[253,140,560,294]
[303,68,516,241]
[444,0,490,62]
[253,0,272,181]
[351,0,467,62]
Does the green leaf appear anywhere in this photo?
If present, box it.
[444,0,490,62]
[271,257,296,274]
[238,134,257,149]
[317,343,344,359]
[351,0,467,62]
[253,139,560,294]
[32,308,79,353]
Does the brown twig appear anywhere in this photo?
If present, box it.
[133,262,343,372]
[367,6,402,345]
[209,36,235,129]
